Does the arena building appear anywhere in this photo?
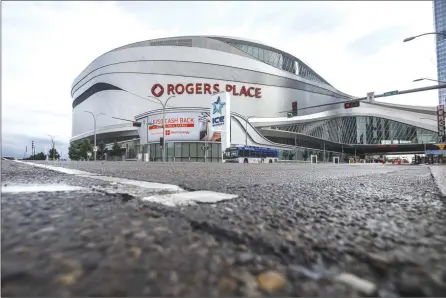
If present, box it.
[71,36,440,162]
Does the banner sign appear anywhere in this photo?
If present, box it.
[438,104,445,136]
[147,112,200,142]
[210,92,231,152]
[138,112,221,143]
[151,82,261,98]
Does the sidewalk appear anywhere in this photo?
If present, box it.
[429,165,446,197]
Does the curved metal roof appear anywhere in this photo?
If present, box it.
[103,35,333,87]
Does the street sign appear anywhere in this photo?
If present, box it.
[425,150,446,155]
[366,92,375,102]
[93,146,98,152]
[383,90,399,97]
[437,105,445,136]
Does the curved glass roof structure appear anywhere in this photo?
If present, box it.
[271,116,438,145]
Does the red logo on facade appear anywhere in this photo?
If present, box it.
[151,84,165,97]
[165,130,171,136]
[149,83,262,98]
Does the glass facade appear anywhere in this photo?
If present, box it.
[227,42,331,87]
[100,116,437,162]
[139,141,223,162]
[271,116,438,145]
[434,0,446,104]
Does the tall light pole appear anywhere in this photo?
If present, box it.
[404,32,446,106]
[245,116,255,146]
[403,32,446,43]
[199,118,210,162]
[84,111,106,161]
[104,88,175,162]
[46,134,57,160]
[146,95,176,162]
[413,78,446,84]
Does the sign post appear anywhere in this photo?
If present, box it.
[210,92,231,158]
[437,104,445,142]
[367,92,375,102]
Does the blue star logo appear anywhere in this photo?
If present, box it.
[212,96,225,115]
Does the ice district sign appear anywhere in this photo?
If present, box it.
[210,92,231,153]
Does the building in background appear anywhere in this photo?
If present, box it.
[434,0,446,104]
[71,36,439,162]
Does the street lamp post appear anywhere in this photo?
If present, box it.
[403,32,446,43]
[146,95,176,162]
[46,134,57,160]
[84,111,106,161]
[245,116,255,146]
[413,78,446,84]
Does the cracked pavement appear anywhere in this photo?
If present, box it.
[2,160,446,297]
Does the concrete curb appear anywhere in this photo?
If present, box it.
[428,165,446,197]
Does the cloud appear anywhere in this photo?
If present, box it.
[2,1,440,158]
[2,133,68,159]
[348,26,408,56]
[2,1,177,158]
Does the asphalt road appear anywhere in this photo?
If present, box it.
[2,160,446,297]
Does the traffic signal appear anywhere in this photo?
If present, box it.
[292,101,298,116]
[132,122,142,127]
[344,101,360,109]
[159,137,164,146]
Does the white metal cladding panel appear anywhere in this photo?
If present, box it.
[72,90,152,136]
[71,45,345,96]
[71,63,343,117]
[71,59,343,104]
[250,102,438,132]
[71,73,341,137]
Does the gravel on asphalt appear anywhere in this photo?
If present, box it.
[2,160,446,297]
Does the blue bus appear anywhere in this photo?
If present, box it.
[223,145,279,164]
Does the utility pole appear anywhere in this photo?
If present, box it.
[46,135,56,160]
[323,141,326,163]
[84,111,106,161]
[147,95,176,162]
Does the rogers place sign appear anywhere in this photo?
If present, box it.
[151,83,262,98]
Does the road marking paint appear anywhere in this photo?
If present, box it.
[334,273,377,295]
[13,161,238,206]
[15,161,182,192]
[143,190,238,207]
[15,161,97,176]
[85,175,183,191]
[2,184,86,193]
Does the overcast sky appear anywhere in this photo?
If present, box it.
[1,1,439,158]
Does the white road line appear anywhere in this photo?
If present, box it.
[15,161,98,176]
[13,161,239,206]
[84,175,183,191]
[143,191,238,207]
[2,184,86,193]
[15,161,182,192]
